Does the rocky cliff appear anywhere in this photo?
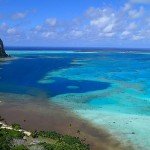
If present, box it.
[0,38,8,57]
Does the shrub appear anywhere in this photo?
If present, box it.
[31,131,39,138]
[38,131,62,140]
[12,124,22,130]
[0,128,25,150]
[11,145,28,150]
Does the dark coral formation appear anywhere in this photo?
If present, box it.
[0,38,8,57]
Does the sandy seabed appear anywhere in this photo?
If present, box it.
[0,92,133,150]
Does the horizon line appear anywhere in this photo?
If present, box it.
[5,46,150,50]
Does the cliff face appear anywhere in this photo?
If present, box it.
[0,38,8,58]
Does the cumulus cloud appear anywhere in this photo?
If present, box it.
[132,35,144,40]
[86,7,118,39]
[41,31,56,38]
[90,16,111,28]
[103,24,115,33]
[7,28,17,34]
[126,22,137,30]
[0,22,26,42]
[70,30,83,38]
[27,4,149,43]
[45,18,57,26]
[0,22,8,31]
[122,31,131,36]
[130,0,150,4]
[11,12,26,20]
[1,1,150,46]
[128,6,144,18]
[123,3,132,11]
[101,32,116,37]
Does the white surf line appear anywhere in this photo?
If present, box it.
[7,50,98,55]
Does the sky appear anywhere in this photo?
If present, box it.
[0,0,150,48]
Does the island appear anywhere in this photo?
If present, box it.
[0,38,9,58]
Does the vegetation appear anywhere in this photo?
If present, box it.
[11,145,28,150]
[11,124,22,130]
[0,123,90,150]
[0,128,25,150]
[32,131,90,150]
[39,142,89,150]
[31,131,62,140]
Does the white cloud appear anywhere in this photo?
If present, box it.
[1,2,150,46]
[146,17,150,26]
[7,28,17,34]
[35,25,42,31]
[122,31,131,36]
[98,32,115,38]
[104,32,116,37]
[70,30,83,37]
[0,22,8,31]
[86,8,118,39]
[103,24,115,33]
[132,35,144,40]
[130,0,150,4]
[11,12,26,19]
[128,6,144,18]
[41,31,56,38]
[86,7,107,18]
[123,3,132,11]
[120,31,131,39]
[90,16,110,28]
[126,22,137,30]
[89,10,117,34]
[46,18,57,26]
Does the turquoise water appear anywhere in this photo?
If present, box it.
[0,50,150,149]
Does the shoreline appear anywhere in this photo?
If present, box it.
[0,92,133,150]
[0,121,31,137]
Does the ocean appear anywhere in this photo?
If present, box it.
[0,48,150,150]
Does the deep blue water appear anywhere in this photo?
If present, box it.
[0,53,110,97]
[5,46,150,52]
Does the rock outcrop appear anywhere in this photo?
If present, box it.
[0,38,8,57]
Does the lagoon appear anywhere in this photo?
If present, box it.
[0,49,150,150]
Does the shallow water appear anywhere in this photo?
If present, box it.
[0,92,133,150]
[0,50,150,150]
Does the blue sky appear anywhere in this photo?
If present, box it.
[0,0,150,48]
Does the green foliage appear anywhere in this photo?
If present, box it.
[0,125,90,150]
[0,128,24,139]
[31,131,39,138]
[35,131,62,140]
[63,135,81,145]
[12,123,22,130]
[39,143,54,150]
[0,128,25,150]
[40,141,90,150]
[40,142,73,150]
[37,131,90,150]
[0,136,11,150]
[11,145,28,150]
